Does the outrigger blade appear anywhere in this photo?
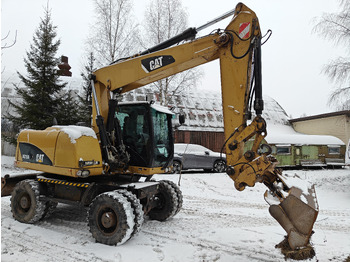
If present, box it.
[264,175,318,259]
[1,174,38,197]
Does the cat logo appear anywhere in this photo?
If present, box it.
[141,55,175,73]
[36,154,44,163]
[150,56,163,70]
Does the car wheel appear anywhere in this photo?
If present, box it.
[172,160,182,174]
[213,160,226,173]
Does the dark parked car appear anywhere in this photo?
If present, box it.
[172,143,226,173]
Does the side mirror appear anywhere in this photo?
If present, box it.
[205,151,210,155]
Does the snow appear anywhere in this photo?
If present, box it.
[51,125,97,144]
[1,155,350,262]
[151,103,174,115]
[266,124,344,146]
[279,173,312,195]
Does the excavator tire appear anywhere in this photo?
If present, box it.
[116,189,144,238]
[161,180,183,216]
[148,180,179,221]
[10,179,46,224]
[88,191,135,246]
[42,200,58,219]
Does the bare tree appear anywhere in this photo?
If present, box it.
[87,0,140,66]
[2,30,18,73]
[1,30,17,49]
[143,0,202,106]
[313,0,350,110]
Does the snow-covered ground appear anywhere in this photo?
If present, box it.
[1,156,350,262]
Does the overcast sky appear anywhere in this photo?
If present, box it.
[1,0,345,118]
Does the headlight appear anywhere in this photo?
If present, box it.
[77,169,90,178]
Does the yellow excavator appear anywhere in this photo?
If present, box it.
[1,3,318,259]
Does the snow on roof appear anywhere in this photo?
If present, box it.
[266,124,344,146]
[121,87,291,131]
[121,87,225,131]
[123,87,344,146]
[150,103,174,115]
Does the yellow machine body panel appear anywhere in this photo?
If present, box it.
[15,126,103,178]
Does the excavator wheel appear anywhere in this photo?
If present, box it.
[116,189,144,238]
[161,180,183,215]
[148,180,179,221]
[88,191,135,245]
[10,179,46,224]
[42,200,58,219]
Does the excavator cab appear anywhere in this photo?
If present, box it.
[116,102,174,170]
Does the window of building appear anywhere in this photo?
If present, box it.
[276,145,291,155]
[328,146,340,155]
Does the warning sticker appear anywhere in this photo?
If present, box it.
[239,22,251,39]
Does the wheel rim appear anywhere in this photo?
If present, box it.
[173,162,181,173]
[215,161,226,172]
[97,207,118,234]
[154,192,166,210]
[19,193,31,211]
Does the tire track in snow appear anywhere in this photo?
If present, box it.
[1,198,99,261]
[142,229,281,262]
[1,220,101,262]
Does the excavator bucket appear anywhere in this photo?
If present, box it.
[264,175,318,259]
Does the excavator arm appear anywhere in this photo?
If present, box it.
[90,3,318,258]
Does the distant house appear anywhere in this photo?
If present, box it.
[263,124,345,167]
[290,111,350,145]
[242,97,345,167]
[289,111,350,166]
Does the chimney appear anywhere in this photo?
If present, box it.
[57,55,72,77]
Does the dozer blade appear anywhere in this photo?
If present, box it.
[265,185,318,250]
[1,174,38,197]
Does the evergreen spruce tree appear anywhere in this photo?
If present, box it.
[55,90,82,126]
[6,6,81,142]
[79,52,96,125]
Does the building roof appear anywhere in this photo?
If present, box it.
[290,110,350,123]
